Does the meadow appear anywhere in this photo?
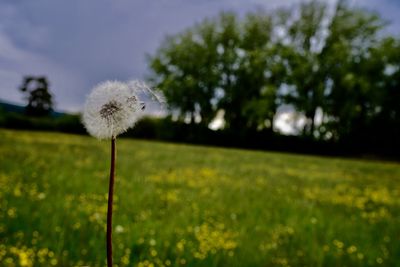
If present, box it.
[0,129,399,267]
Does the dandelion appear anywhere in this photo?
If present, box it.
[83,80,163,267]
[82,81,142,139]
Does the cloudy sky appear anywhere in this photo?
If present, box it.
[0,0,399,112]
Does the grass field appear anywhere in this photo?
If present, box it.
[0,129,399,267]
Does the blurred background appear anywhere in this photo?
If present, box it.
[0,0,399,157]
[1,0,400,267]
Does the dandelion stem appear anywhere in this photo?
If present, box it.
[107,137,116,267]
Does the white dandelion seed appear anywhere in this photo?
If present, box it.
[127,80,166,108]
[82,80,143,139]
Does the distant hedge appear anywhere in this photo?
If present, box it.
[124,117,399,159]
[0,110,86,134]
[1,110,398,159]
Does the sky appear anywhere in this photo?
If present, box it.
[0,0,399,114]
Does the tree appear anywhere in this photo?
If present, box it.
[149,19,220,126]
[19,76,54,116]
[319,0,386,140]
[149,12,280,131]
[149,0,398,146]
[221,12,279,131]
[366,38,400,144]
[276,0,387,139]
[282,1,327,137]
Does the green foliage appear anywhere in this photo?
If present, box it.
[149,18,221,126]
[1,129,400,266]
[149,0,400,141]
[316,0,388,139]
[149,12,280,131]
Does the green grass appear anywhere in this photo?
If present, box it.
[0,129,399,267]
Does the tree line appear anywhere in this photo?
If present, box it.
[148,0,400,147]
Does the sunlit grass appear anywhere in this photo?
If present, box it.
[0,129,399,266]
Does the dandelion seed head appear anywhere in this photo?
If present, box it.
[83,80,142,139]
